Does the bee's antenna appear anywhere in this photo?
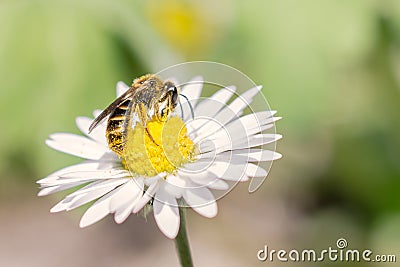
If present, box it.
[178,98,184,119]
[180,94,195,119]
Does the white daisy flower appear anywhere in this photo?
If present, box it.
[37,76,282,239]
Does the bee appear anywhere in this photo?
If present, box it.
[88,74,183,157]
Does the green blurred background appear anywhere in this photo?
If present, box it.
[1,0,399,266]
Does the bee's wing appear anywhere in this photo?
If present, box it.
[88,88,135,133]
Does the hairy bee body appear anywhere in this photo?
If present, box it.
[89,74,180,157]
[106,97,131,156]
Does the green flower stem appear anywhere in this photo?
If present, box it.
[175,207,193,267]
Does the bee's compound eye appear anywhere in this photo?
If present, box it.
[171,87,179,105]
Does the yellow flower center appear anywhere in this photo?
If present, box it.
[123,116,197,177]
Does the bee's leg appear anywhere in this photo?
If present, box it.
[145,127,159,146]
[154,102,162,121]
[137,103,160,146]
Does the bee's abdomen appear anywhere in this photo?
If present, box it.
[106,99,131,156]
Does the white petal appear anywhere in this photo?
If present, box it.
[67,178,128,198]
[50,197,74,213]
[194,86,236,117]
[195,129,231,153]
[46,133,109,160]
[183,187,217,218]
[111,179,143,223]
[133,181,159,213]
[201,150,280,164]
[178,169,214,183]
[59,169,129,180]
[192,110,277,143]
[180,76,203,106]
[144,174,163,186]
[215,155,249,164]
[225,85,262,117]
[244,121,277,136]
[116,81,129,97]
[245,163,268,177]
[38,182,84,196]
[232,149,282,162]
[38,162,110,185]
[202,134,282,155]
[205,159,268,180]
[208,162,249,182]
[153,187,180,239]
[79,188,124,228]
[210,85,262,127]
[180,160,214,177]
[166,174,187,188]
[189,110,235,141]
[187,117,217,138]
[207,179,229,190]
[196,117,281,153]
[249,176,271,193]
[224,112,278,136]
[110,179,143,215]
[180,76,203,121]
[76,116,107,145]
[231,111,277,128]
[50,179,124,212]
[198,122,274,148]
[165,175,187,197]
[230,134,282,151]
[67,180,126,211]
[178,170,223,189]
[240,117,281,137]
[47,169,129,186]
[210,85,236,103]
[114,200,137,224]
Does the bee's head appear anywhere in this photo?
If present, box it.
[158,81,179,120]
[165,81,179,107]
